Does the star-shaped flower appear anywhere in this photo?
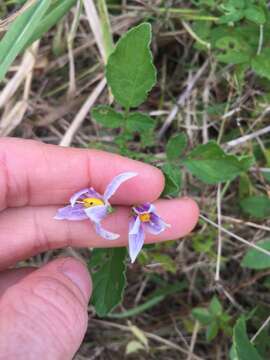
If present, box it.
[55,172,137,240]
[128,203,170,263]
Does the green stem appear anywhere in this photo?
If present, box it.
[108,5,219,21]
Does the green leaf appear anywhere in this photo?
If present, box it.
[89,248,127,317]
[162,163,182,197]
[215,36,251,64]
[192,308,213,325]
[106,22,156,109]
[126,112,155,133]
[251,49,270,80]
[233,318,262,360]
[206,320,219,341]
[240,196,270,219]
[166,133,187,161]
[241,239,270,269]
[183,141,253,184]
[209,296,223,316]
[0,0,51,81]
[28,0,77,46]
[91,106,124,128]
[244,6,266,25]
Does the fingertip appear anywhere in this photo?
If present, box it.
[146,197,200,243]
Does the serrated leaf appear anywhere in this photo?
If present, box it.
[89,248,127,317]
[162,163,182,197]
[251,49,270,80]
[166,133,187,161]
[240,196,270,219]
[106,22,156,109]
[244,6,266,25]
[0,0,51,81]
[192,308,213,325]
[233,318,262,360]
[91,106,124,128]
[241,239,270,269]
[183,141,253,184]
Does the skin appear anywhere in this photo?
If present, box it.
[0,138,199,360]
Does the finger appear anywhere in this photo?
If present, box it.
[0,267,36,296]
[0,198,199,268]
[0,137,164,210]
[0,258,91,359]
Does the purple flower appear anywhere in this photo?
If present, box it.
[128,203,170,263]
[55,172,137,240]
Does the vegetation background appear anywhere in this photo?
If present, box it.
[0,0,270,359]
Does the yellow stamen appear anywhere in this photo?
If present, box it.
[139,213,151,222]
[82,197,104,208]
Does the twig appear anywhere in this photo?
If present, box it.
[187,321,200,360]
[215,184,222,282]
[158,59,209,138]
[91,319,203,360]
[59,78,106,147]
[221,215,270,233]
[251,315,270,343]
[200,214,270,258]
[225,125,270,148]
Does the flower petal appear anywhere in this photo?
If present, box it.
[128,216,145,263]
[133,203,155,214]
[70,187,101,206]
[54,204,88,221]
[103,172,137,201]
[144,213,170,235]
[95,222,119,240]
[84,205,108,223]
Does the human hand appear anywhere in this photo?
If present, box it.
[0,138,199,359]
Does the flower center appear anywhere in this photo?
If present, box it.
[82,197,104,208]
[139,213,151,222]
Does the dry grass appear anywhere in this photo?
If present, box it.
[1,1,270,359]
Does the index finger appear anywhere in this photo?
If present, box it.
[0,138,164,210]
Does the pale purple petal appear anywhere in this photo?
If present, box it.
[84,205,108,223]
[70,187,101,206]
[128,217,145,263]
[133,203,151,214]
[144,213,170,235]
[95,222,119,240]
[54,204,88,221]
[103,172,137,201]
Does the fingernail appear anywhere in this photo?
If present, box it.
[60,259,91,302]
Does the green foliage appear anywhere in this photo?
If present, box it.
[162,163,182,197]
[106,22,156,109]
[0,0,51,81]
[166,133,187,161]
[192,296,232,341]
[233,318,262,360]
[92,106,124,128]
[241,239,270,269]
[251,49,270,80]
[89,248,127,317]
[240,195,270,219]
[183,141,253,184]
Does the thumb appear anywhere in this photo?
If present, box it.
[0,258,91,360]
